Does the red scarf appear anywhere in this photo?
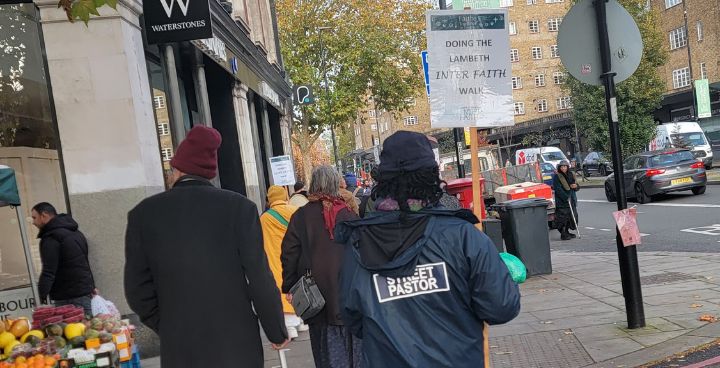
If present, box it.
[308,194,348,240]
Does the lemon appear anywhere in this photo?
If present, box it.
[4,339,20,355]
[0,332,15,348]
[64,323,85,340]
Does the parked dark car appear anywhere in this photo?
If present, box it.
[583,151,613,177]
[541,162,555,186]
[604,149,707,204]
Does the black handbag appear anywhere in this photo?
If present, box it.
[289,271,325,321]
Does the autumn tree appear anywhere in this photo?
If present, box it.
[292,136,331,182]
[565,0,667,158]
[276,0,428,180]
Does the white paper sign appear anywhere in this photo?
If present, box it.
[270,155,296,186]
[0,286,35,320]
[426,9,514,128]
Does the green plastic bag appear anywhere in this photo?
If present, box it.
[499,253,527,284]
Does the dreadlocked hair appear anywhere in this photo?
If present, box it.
[370,166,446,212]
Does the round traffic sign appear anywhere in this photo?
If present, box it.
[557,0,643,86]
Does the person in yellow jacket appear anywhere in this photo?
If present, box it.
[260,185,306,338]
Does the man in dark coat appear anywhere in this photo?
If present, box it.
[124,126,288,368]
[335,131,520,368]
[31,202,95,315]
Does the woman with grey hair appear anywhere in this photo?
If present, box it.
[281,166,362,367]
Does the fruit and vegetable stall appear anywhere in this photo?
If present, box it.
[0,305,139,368]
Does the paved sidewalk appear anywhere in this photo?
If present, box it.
[142,251,720,368]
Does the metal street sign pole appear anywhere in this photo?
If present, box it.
[594,0,645,329]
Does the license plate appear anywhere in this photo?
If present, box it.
[527,194,536,198]
[671,177,692,185]
[543,176,552,180]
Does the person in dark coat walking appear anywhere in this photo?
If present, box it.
[553,160,580,240]
[31,202,95,315]
[335,131,520,368]
[281,165,361,368]
[124,126,288,368]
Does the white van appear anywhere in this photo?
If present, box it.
[515,147,568,168]
[649,122,713,169]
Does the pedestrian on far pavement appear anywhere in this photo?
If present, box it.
[334,131,520,368]
[554,160,580,240]
[289,181,310,207]
[124,126,288,368]
[31,202,96,316]
[282,166,361,368]
[339,177,360,215]
[260,185,306,339]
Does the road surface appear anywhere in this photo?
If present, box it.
[549,186,720,253]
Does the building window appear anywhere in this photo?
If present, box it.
[509,22,517,35]
[545,0,564,3]
[665,0,681,9]
[368,110,376,118]
[550,45,560,58]
[669,26,687,50]
[700,63,707,80]
[697,21,703,42]
[512,77,523,89]
[532,47,543,59]
[500,0,514,6]
[527,0,536,4]
[403,116,418,126]
[161,148,173,161]
[557,96,572,110]
[535,74,546,87]
[157,123,170,136]
[672,67,691,89]
[514,102,525,115]
[529,20,539,33]
[405,97,416,106]
[537,99,548,112]
[548,18,562,32]
[371,124,377,131]
[374,138,380,145]
[553,71,566,84]
[510,49,520,62]
[153,95,166,109]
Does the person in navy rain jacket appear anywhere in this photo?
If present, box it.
[335,131,521,368]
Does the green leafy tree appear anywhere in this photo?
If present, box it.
[56,0,117,24]
[276,0,427,180]
[565,0,667,158]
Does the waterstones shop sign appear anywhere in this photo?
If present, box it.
[144,0,213,44]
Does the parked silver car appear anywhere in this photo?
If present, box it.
[605,149,707,204]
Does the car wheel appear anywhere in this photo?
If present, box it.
[599,165,607,176]
[705,164,712,171]
[635,183,650,204]
[583,167,590,177]
[605,183,616,202]
[692,186,706,195]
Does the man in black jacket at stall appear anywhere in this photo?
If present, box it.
[31,202,95,315]
[124,126,288,368]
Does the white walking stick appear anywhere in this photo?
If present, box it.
[569,201,581,239]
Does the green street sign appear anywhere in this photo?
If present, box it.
[452,0,501,9]
[695,79,711,119]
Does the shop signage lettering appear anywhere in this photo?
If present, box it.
[0,287,35,320]
[373,262,450,303]
[193,38,228,63]
[144,0,213,44]
[260,81,283,110]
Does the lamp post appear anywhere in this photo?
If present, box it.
[318,26,341,170]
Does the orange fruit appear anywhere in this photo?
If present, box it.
[42,358,55,366]
[14,357,25,364]
[16,363,28,368]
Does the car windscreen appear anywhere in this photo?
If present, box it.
[541,163,555,172]
[650,151,696,167]
[670,132,707,147]
[542,152,565,161]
